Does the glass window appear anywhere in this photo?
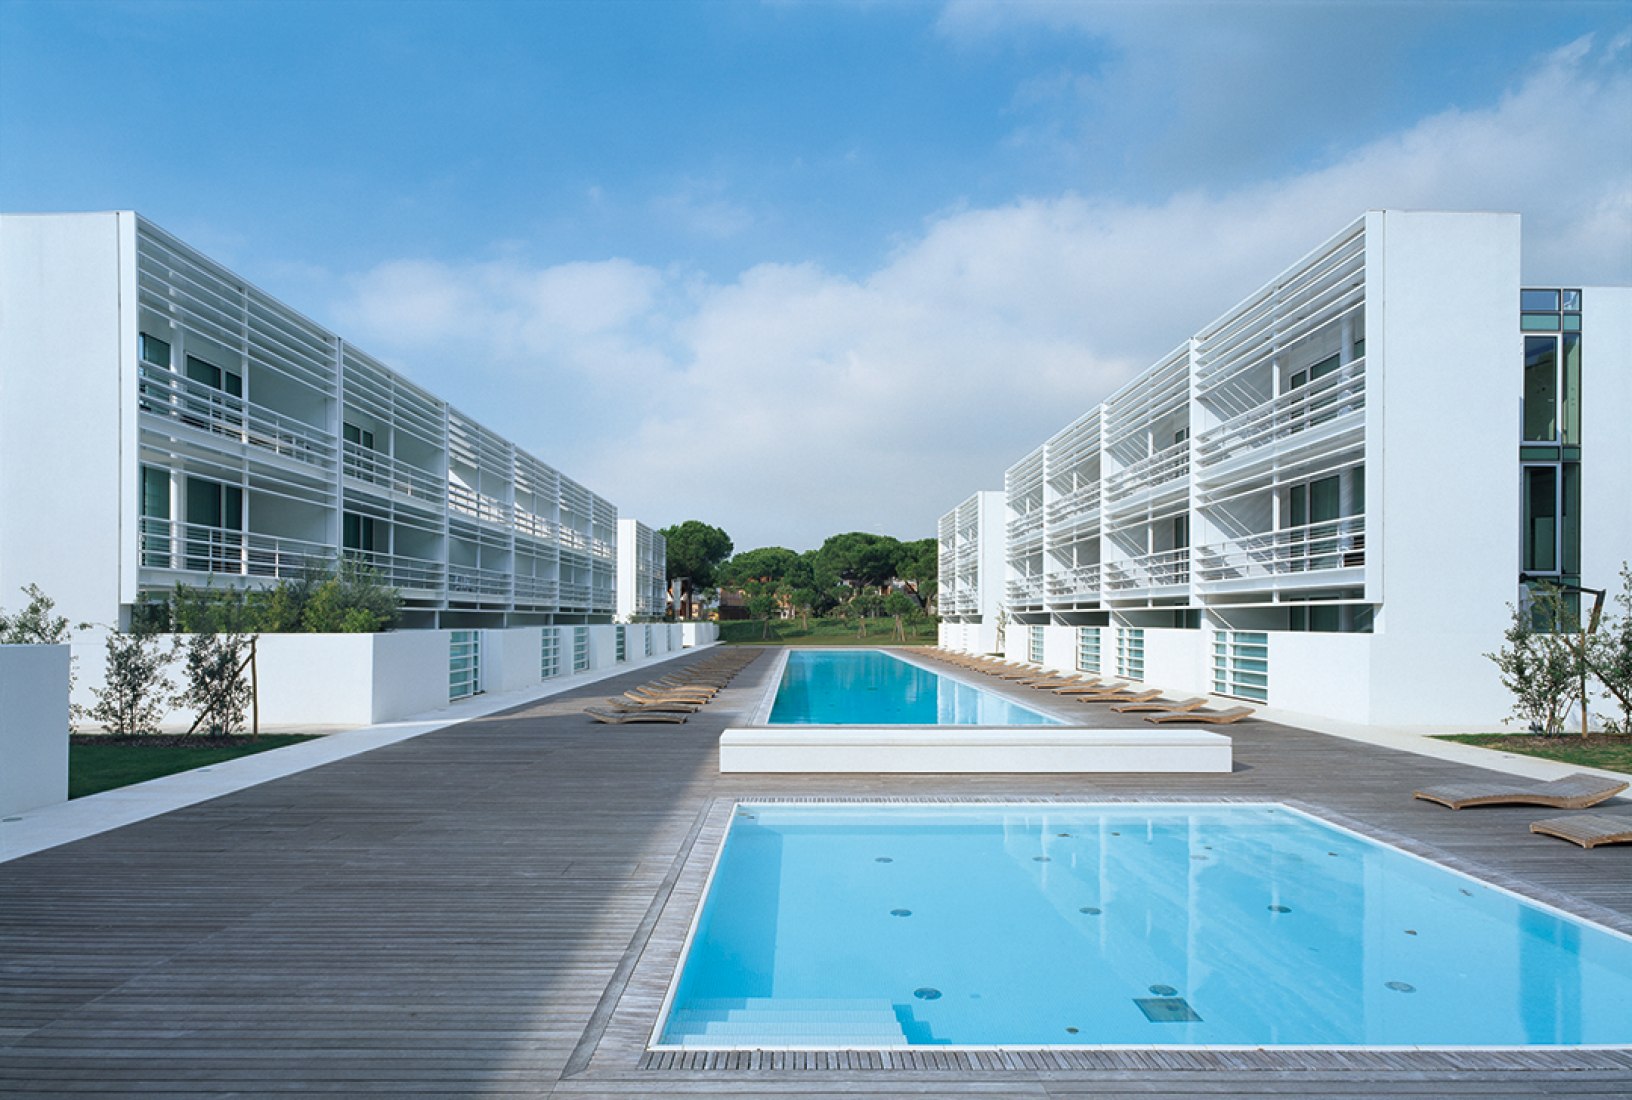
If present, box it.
[1288,484,1307,527]
[140,466,169,519]
[1523,336,1558,442]
[1309,353,1339,381]
[138,333,171,368]
[1562,463,1581,576]
[1350,466,1365,516]
[1521,289,1560,311]
[1310,476,1340,524]
[1523,466,1558,573]
[343,422,376,449]
[1521,313,1561,332]
[1561,289,1582,311]
[185,354,242,397]
[1562,312,1581,332]
[343,513,376,552]
[1561,334,1581,446]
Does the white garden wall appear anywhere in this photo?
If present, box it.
[0,645,70,815]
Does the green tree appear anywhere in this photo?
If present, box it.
[179,631,256,737]
[883,591,917,642]
[299,560,400,633]
[814,532,902,594]
[1486,584,1583,735]
[0,584,76,644]
[1586,562,1632,732]
[660,521,733,619]
[88,632,177,737]
[894,537,939,612]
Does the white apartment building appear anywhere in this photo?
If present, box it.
[936,491,1007,656]
[939,210,1631,728]
[0,212,663,631]
[616,518,668,621]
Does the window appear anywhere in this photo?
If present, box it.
[343,422,376,450]
[573,626,590,671]
[1523,336,1559,442]
[540,628,561,679]
[138,333,171,368]
[185,354,242,397]
[1076,627,1100,673]
[615,626,628,663]
[184,477,242,573]
[1116,627,1144,681]
[1213,631,1268,702]
[343,513,376,553]
[1523,465,1558,573]
[449,631,481,700]
[140,466,170,568]
[1028,624,1044,664]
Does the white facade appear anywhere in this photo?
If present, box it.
[946,211,1630,729]
[0,212,664,630]
[936,490,1007,655]
[616,518,667,621]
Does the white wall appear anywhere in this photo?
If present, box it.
[0,645,70,815]
[1581,287,1632,597]
[0,213,133,633]
[1367,211,1520,728]
[1140,628,1208,691]
[481,626,544,696]
[1265,632,1373,722]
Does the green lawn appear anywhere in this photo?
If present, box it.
[69,735,319,799]
[1434,733,1632,775]
[719,617,937,646]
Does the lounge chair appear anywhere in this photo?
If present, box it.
[1528,814,1632,848]
[1073,688,1163,705]
[608,695,702,712]
[584,706,688,724]
[1112,695,1209,714]
[1413,773,1629,811]
[1053,679,1118,695]
[1144,705,1255,725]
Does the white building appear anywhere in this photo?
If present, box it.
[616,518,667,621]
[939,211,1631,729]
[936,491,1007,656]
[0,211,663,631]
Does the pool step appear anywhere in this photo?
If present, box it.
[663,997,909,1047]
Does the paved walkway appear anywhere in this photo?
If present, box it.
[2,647,1628,1098]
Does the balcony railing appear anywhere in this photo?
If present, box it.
[1006,577,1045,606]
[1046,563,1101,602]
[513,575,561,603]
[1046,484,1102,529]
[139,365,335,469]
[139,518,329,579]
[446,565,512,598]
[1197,360,1365,469]
[1196,515,1366,584]
[1007,510,1044,543]
[341,547,444,592]
[558,581,594,607]
[1103,548,1192,592]
[1104,441,1189,506]
[447,482,509,526]
[342,441,443,502]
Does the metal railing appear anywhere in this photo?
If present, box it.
[1104,441,1189,505]
[341,440,443,502]
[1196,361,1365,468]
[1046,484,1101,528]
[513,575,561,603]
[1007,510,1045,543]
[447,482,509,526]
[340,547,444,592]
[1006,577,1045,606]
[558,581,594,607]
[1195,515,1366,584]
[1103,548,1192,592]
[1046,563,1102,601]
[139,365,335,468]
[139,518,330,579]
[446,565,512,598]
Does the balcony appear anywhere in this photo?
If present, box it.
[1196,361,1365,473]
[558,581,594,607]
[1007,510,1044,546]
[1104,441,1189,510]
[447,482,509,527]
[1103,548,1192,595]
[513,575,561,604]
[139,518,329,580]
[139,365,334,469]
[1196,515,1366,590]
[342,441,443,503]
[1045,484,1102,532]
[1006,576,1045,609]
[1046,563,1101,603]
[341,547,444,593]
[446,565,512,599]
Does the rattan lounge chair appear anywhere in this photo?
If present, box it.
[1112,695,1209,714]
[1143,705,1254,724]
[1528,815,1632,848]
[1413,773,1628,810]
[584,706,688,724]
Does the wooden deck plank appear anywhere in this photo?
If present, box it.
[2,647,1628,1097]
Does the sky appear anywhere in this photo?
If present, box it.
[3,0,1630,553]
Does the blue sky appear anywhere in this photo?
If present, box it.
[4,0,1630,551]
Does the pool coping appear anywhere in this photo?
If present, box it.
[571,795,1632,1077]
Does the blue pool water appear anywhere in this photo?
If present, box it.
[657,803,1632,1047]
[767,650,1062,726]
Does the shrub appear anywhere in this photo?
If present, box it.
[1587,563,1632,732]
[1487,584,1583,735]
[179,631,255,736]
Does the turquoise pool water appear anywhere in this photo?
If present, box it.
[657,803,1632,1047]
[767,650,1062,726]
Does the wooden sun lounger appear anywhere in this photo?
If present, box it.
[1528,814,1632,848]
[609,695,702,712]
[1052,679,1116,695]
[1077,688,1163,705]
[1112,695,1209,714]
[1413,773,1629,810]
[584,706,688,724]
[1144,705,1255,725]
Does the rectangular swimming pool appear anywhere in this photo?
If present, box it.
[767,649,1062,726]
[654,802,1632,1048]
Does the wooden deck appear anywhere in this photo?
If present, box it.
[3,647,1629,1098]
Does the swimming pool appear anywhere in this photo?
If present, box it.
[654,802,1632,1048]
[766,649,1061,726]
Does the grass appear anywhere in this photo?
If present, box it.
[69,735,319,799]
[719,617,937,646]
[1434,732,1632,775]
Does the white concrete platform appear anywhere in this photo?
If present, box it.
[719,726,1233,773]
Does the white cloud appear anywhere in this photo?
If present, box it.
[329,33,1630,552]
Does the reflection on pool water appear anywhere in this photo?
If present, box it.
[767,649,1062,726]
[656,803,1632,1048]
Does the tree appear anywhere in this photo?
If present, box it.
[180,631,256,736]
[718,546,808,590]
[883,591,917,642]
[814,532,902,593]
[1586,562,1632,732]
[660,521,733,619]
[894,537,939,612]
[1,584,87,726]
[746,591,781,640]
[1486,585,1583,735]
[88,632,177,737]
